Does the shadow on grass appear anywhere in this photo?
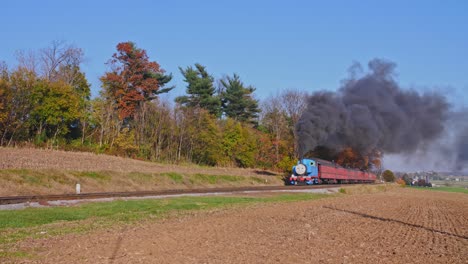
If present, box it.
[254,170,277,176]
[323,206,468,241]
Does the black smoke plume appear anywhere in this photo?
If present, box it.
[383,110,468,172]
[296,59,451,169]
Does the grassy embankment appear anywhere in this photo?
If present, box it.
[0,169,283,195]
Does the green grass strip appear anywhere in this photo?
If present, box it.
[0,193,330,237]
[410,186,468,194]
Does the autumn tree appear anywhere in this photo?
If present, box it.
[402,173,412,185]
[220,74,259,124]
[260,96,289,163]
[12,41,91,144]
[137,99,176,161]
[382,169,396,182]
[279,89,308,157]
[176,64,221,117]
[39,40,84,83]
[67,68,91,143]
[188,110,222,165]
[173,106,193,162]
[220,119,253,167]
[15,50,38,73]
[29,80,80,145]
[0,67,36,145]
[53,62,91,144]
[0,63,10,144]
[101,42,173,122]
[90,96,121,149]
[253,129,276,169]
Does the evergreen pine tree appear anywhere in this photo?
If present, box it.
[220,74,259,124]
[176,64,221,117]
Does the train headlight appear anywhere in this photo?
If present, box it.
[295,164,306,175]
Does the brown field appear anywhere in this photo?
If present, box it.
[10,188,468,264]
[0,148,282,195]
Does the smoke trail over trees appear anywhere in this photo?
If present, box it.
[296,58,455,170]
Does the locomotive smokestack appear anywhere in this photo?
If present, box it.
[296,58,454,169]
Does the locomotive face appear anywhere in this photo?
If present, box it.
[295,163,307,175]
[290,158,318,185]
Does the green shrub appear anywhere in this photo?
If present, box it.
[382,170,395,182]
[277,156,296,173]
[162,172,184,183]
[76,171,110,181]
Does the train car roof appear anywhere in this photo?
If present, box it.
[305,157,371,172]
[307,157,338,167]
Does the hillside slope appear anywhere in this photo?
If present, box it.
[0,148,282,195]
[0,147,279,176]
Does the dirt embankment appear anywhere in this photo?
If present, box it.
[0,148,282,195]
[13,188,468,264]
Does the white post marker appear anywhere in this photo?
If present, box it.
[76,183,81,194]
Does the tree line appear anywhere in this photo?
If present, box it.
[0,41,308,171]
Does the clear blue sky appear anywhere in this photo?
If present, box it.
[2,0,467,107]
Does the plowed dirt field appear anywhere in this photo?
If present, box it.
[12,188,468,263]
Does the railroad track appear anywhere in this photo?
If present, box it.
[0,185,343,205]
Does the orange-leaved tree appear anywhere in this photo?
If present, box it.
[101,42,173,122]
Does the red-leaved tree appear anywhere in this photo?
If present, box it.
[101,42,173,121]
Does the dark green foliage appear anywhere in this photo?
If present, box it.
[176,64,221,117]
[153,72,174,96]
[382,169,396,182]
[220,74,260,124]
